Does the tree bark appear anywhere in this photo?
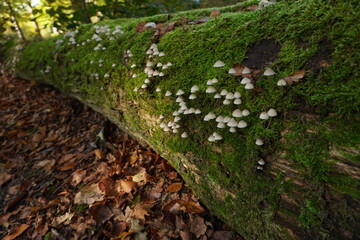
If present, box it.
[26,1,43,40]
[5,0,27,42]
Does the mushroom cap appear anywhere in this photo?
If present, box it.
[213,60,225,67]
[159,114,164,119]
[150,43,157,49]
[214,93,221,99]
[176,89,185,96]
[217,122,226,128]
[225,92,235,100]
[234,99,242,105]
[173,129,178,133]
[188,108,196,114]
[173,110,180,116]
[216,115,224,122]
[205,112,216,120]
[259,112,269,120]
[244,83,254,89]
[191,85,199,93]
[158,72,164,77]
[160,122,167,128]
[146,62,153,67]
[146,49,153,55]
[263,68,276,76]
[159,52,165,57]
[229,127,237,133]
[183,109,190,115]
[214,133,223,140]
[237,120,247,128]
[189,94,197,100]
[267,108,278,117]
[153,70,160,76]
[195,109,201,114]
[174,116,181,122]
[242,67,251,74]
[255,138,264,146]
[165,91,172,97]
[227,118,238,127]
[223,117,230,123]
[258,159,266,165]
[166,62,172,67]
[223,99,231,105]
[144,79,151,84]
[132,74,138,78]
[277,79,287,86]
[141,84,147,89]
[208,136,216,142]
[232,109,243,118]
[157,63,163,67]
[242,109,250,116]
[211,78,218,84]
[176,97,183,103]
[206,79,213,85]
[131,64,136,68]
[162,65,168,70]
[241,77,251,84]
[234,92,241,98]
[220,89,228,96]
[181,132,188,138]
[163,126,171,132]
[206,86,216,93]
[229,68,236,74]
[133,87,139,92]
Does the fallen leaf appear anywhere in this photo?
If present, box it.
[117,180,137,193]
[246,4,259,11]
[58,160,76,171]
[189,215,207,238]
[89,204,114,225]
[210,9,221,17]
[132,203,153,221]
[182,201,205,214]
[71,169,87,186]
[74,184,104,205]
[3,224,29,240]
[33,159,55,171]
[282,70,305,85]
[232,63,245,76]
[51,212,74,227]
[94,149,105,160]
[132,168,147,186]
[167,182,183,193]
[0,172,12,186]
[129,153,138,165]
[58,153,76,165]
[188,17,210,25]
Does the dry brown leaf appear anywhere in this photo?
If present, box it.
[74,184,104,205]
[246,4,259,11]
[58,153,76,165]
[0,172,12,186]
[167,182,183,193]
[135,22,146,33]
[189,215,207,238]
[182,201,205,214]
[232,63,244,76]
[71,169,87,186]
[129,153,138,165]
[132,203,153,221]
[132,168,147,186]
[94,149,105,160]
[282,70,306,85]
[89,204,114,225]
[51,212,74,227]
[58,160,77,171]
[210,9,221,17]
[117,180,137,193]
[3,224,29,240]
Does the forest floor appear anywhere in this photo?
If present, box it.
[0,75,242,240]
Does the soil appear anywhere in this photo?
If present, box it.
[0,75,242,240]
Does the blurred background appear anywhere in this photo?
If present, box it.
[0,0,239,44]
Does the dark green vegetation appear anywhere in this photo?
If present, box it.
[15,0,360,238]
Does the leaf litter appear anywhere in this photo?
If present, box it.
[0,75,242,239]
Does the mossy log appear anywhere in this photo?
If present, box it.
[14,0,360,239]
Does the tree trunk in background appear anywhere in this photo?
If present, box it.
[5,0,27,42]
[70,0,91,24]
[26,1,43,40]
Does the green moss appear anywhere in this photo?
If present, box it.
[15,0,360,238]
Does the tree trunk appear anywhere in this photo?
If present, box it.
[14,1,360,239]
[26,1,43,40]
[6,0,27,42]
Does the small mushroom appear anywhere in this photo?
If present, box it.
[176,89,185,96]
[204,112,216,121]
[225,92,235,100]
[227,118,238,127]
[133,87,139,92]
[188,108,196,114]
[263,68,276,76]
[229,127,237,133]
[220,89,228,96]
[259,112,269,120]
[213,60,225,67]
[157,63,163,67]
[159,72,165,77]
[277,79,287,86]
[242,109,250,116]
[144,78,151,84]
[166,62,173,67]
[160,122,167,128]
[208,136,216,142]
[206,79,213,85]
[146,62,153,67]
[156,88,161,92]
[241,77,251,84]
[159,52,165,57]
[213,132,223,140]
[162,65,168,70]
[217,122,226,128]
[255,138,264,146]
[173,110,180,116]
[234,92,241,98]
[159,115,164,119]
[211,78,218,84]
[153,70,160,76]
[181,132,188,138]
[174,116,181,122]
[189,94,197,100]
[242,67,251,74]
[232,109,243,118]
[141,84,147,89]
[258,159,266,165]
[165,91,172,97]
[146,49,153,55]
[206,86,216,93]
[191,85,199,93]
[244,83,254,90]
[112,63,116,67]
[132,74,138,78]
[228,68,236,74]
[214,93,221,99]
[223,99,231,105]
[173,129,178,133]
[237,120,247,128]
[223,117,230,123]
[163,126,171,132]
[216,116,224,122]
[131,64,136,68]
[267,108,278,117]
[234,99,242,105]
[195,109,201,114]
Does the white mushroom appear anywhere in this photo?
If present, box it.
[163,126,171,132]
[174,116,181,122]
[188,108,195,114]
[165,91,172,97]
[234,92,241,98]
[159,52,165,57]
[223,117,230,123]
[176,89,185,96]
[144,78,151,84]
[227,118,238,127]
[157,63,163,67]
[173,129,178,133]
[162,65,168,70]
[242,109,250,116]
[237,120,247,128]
[258,159,266,165]
[244,83,254,89]
[166,62,172,67]
[131,64,136,68]
[146,62,153,67]
[220,89,228,96]
[191,85,199,93]
[133,87,139,92]
[195,109,201,114]
[229,127,237,133]
[173,110,180,116]
[132,74,138,78]
[232,109,243,118]
[214,93,221,99]
[241,77,251,84]
[217,122,226,128]
[189,94,197,100]
[146,49,153,55]
[223,99,231,105]
[228,68,236,74]
[264,68,276,76]
[204,112,216,121]
[213,132,223,140]
[277,79,287,86]
[153,70,160,76]
[213,60,225,67]
[255,138,264,146]
[242,67,251,74]
[216,116,224,122]
[181,132,188,138]
[159,72,165,77]
[208,136,216,142]
[160,122,167,128]
[259,112,269,120]
[225,92,235,100]
[206,86,216,93]
[267,108,278,117]
[156,88,161,92]
[206,79,213,85]
[234,99,242,105]
[211,78,218,84]
[141,84,147,89]
[159,115,164,119]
